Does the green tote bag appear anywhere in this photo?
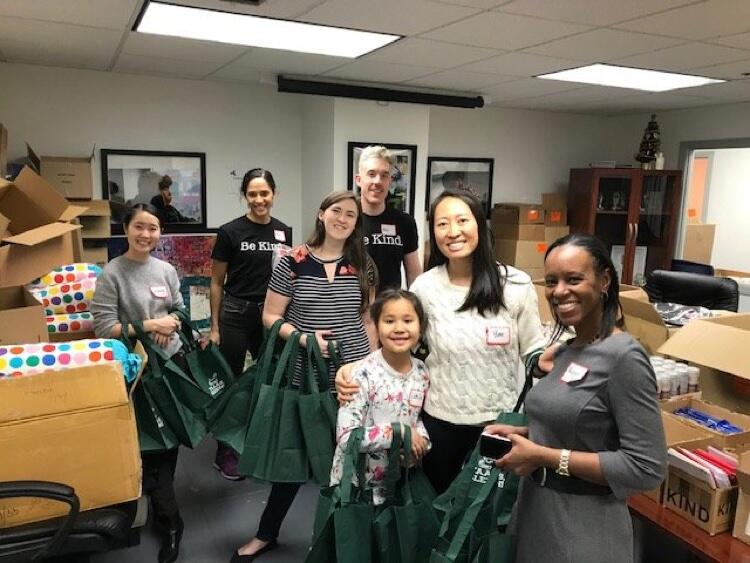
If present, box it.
[298,336,339,485]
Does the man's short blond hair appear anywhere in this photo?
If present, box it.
[358,145,394,172]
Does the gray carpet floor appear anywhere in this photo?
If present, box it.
[93,439,317,563]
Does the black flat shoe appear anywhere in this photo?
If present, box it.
[158,525,184,563]
[229,540,279,562]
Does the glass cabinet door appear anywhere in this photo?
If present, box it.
[594,175,633,283]
[635,173,680,284]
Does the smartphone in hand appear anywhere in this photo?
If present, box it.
[480,432,512,459]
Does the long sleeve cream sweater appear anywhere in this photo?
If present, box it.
[410,264,546,425]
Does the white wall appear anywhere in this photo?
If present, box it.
[703,148,750,271]
[0,62,305,235]
[332,98,431,244]
[428,105,613,206]
[300,96,334,239]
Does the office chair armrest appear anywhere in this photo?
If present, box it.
[0,481,80,562]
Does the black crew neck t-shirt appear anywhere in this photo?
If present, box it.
[362,206,418,292]
[211,215,292,302]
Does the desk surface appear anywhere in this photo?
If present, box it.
[628,494,750,563]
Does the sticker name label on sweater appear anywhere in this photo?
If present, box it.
[486,326,510,346]
[409,389,424,408]
[381,224,396,236]
[561,362,588,383]
[274,230,286,242]
[150,286,168,298]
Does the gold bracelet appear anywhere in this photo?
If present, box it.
[556,448,571,476]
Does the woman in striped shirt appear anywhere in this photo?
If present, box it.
[230,190,377,562]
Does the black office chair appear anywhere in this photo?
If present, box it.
[644,269,739,312]
[0,481,141,563]
[670,258,714,276]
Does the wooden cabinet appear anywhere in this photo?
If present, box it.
[567,168,682,285]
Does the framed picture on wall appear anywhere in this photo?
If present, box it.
[101,149,207,234]
[347,141,418,215]
[426,157,494,218]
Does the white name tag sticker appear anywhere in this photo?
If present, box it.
[150,285,168,299]
[381,224,396,236]
[486,326,510,346]
[274,229,286,242]
[409,389,424,407]
[561,362,588,383]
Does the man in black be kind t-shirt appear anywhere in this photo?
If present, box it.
[356,146,421,292]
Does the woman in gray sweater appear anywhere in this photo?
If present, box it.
[486,233,667,562]
[91,203,184,563]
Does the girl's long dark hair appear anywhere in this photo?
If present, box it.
[544,233,622,343]
[427,188,505,316]
[307,190,375,313]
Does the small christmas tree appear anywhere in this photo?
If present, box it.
[635,114,661,165]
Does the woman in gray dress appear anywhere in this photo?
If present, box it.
[485,233,667,563]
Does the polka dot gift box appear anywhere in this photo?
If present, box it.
[0,339,142,382]
[46,312,95,336]
[27,263,102,290]
[29,278,96,316]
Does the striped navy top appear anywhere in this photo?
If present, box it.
[268,245,373,383]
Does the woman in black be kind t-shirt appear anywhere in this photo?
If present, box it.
[209,168,292,480]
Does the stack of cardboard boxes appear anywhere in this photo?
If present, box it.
[491,193,570,279]
[0,164,139,527]
[26,144,110,266]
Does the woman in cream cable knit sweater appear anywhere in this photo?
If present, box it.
[338,188,547,493]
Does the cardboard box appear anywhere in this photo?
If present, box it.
[82,242,109,265]
[78,199,111,239]
[0,347,145,527]
[733,451,750,545]
[544,225,570,244]
[0,286,48,346]
[644,412,717,503]
[494,239,546,269]
[716,269,750,279]
[542,193,567,226]
[492,223,545,241]
[664,464,737,535]
[621,294,679,354]
[660,396,750,447]
[683,223,715,264]
[27,144,94,200]
[491,204,545,225]
[524,268,545,281]
[0,167,85,287]
[658,315,750,414]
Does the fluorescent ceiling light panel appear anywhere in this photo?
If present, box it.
[537,63,724,92]
[136,1,400,58]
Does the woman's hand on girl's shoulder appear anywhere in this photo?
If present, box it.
[537,342,561,374]
[335,362,361,404]
[289,245,309,263]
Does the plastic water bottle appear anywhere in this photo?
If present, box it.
[687,366,700,393]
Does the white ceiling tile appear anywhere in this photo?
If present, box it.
[169,0,325,19]
[431,0,512,8]
[526,29,685,62]
[615,0,750,41]
[122,33,248,64]
[301,0,479,35]
[404,69,514,91]
[672,79,750,100]
[0,17,121,69]
[480,77,582,100]
[498,0,699,26]
[581,92,712,112]
[224,49,349,75]
[612,42,750,72]
[463,52,579,76]
[421,11,592,50]
[0,0,139,30]
[113,53,223,79]
[365,38,501,69]
[710,32,750,51]
[689,59,750,80]
[322,60,437,83]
